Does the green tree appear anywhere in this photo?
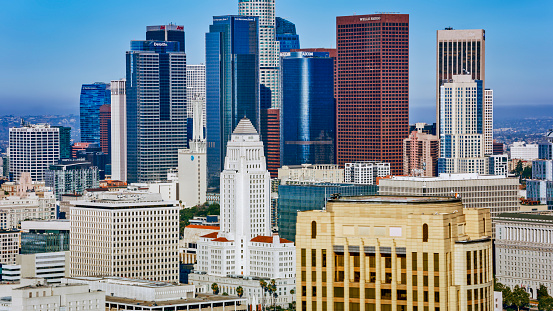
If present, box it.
[538,284,550,300]
[539,296,553,311]
[236,286,244,298]
[510,285,530,311]
[179,202,220,235]
[211,283,219,295]
[222,292,229,296]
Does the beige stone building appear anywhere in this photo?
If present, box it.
[0,229,20,264]
[70,191,179,283]
[296,196,493,311]
[278,164,344,184]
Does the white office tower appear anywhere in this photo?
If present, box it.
[344,161,391,185]
[9,123,60,181]
[110,79,127,181]
[439,74,488,174]
[70,191,179,283]
[179,99,207,207]
[239,0,281,108]
[191,118,296,307]
[485,89,493,155]
[186,64,206,126]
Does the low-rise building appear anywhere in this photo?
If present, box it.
[379,173,520,221]
[0,278,104,311]
[344,161,391,185]
[65,276,246,311]
[495,213,553,299]
[0,192,56,230]
[20,220,70,254]
[296,196,493,311]
[45,159,99,199]
[510,142,539,161]
[278,164,344,184]
[4,251,70,284]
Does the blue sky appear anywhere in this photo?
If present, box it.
[0,0,552,122]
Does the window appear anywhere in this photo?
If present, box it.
[423,224,429,242]
[311,221,317,239]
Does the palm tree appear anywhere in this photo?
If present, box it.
[260,280,267,311]
[268,279,277,311]
[236,286,244,298]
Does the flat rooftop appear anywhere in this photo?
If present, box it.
[330,195,461,204]
[106,293,245,307]
[388,173,508,182]
[496,213,553,223]
[68,276,185,288]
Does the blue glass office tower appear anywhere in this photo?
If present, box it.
[281,52,335,165]
[126,28,187,183]
[275,17,300,52]
[146,24,186,52]
[206,15,260,189]
[79,83,110,143]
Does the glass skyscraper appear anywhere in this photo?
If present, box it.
[276,17,300,52]
[281,52,335,165]
[79,83,110,144]
[126,27,187,183]
[146,24,186,52]
[206,15,259,189]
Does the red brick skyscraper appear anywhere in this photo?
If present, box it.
[336,14,409,175]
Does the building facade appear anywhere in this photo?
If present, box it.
[276,17,300,52]
[99,104,111,155]
[9,123,60,181]
[70,192,180,283]
[403,130,439,177]
[80,83,111,144]
[191,118,296,307]
[110,79,127,181]
[436,29,485,135]
[0,193,57,230]
[495,213,553,299]
[278,164,344,184]
[344,162,391,185]
[438,75,487,174]
[45,159,100,199]
[379,174,520,221]
[277,183,378,242]
[126,27,187,183]
[0,230,20,265]
[336,14,409,175]
[239,0,281,109]
[146,24,185,52]
[281,52,335,166]
[20,220,70,254]
[0,278,105,311]
[296,196,493,311]
[510,142,539,161]
[52,126,71,159]
[206,15,259,189]
[526,159,553,208]
[187,64,206,139]
[179,98,207,207]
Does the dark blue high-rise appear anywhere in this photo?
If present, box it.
[126,27,187,183]
[281,52,335,165]
[80,83,110,144]
[206,15,260,189]
[276,17,300,52]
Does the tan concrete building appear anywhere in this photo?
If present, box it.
[296,196,493,311]
[403,131,439,177]
[70,191,179,283]
[0,229,20,264]
[278,164,344,184]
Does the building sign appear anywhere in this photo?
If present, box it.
[360,16,381,21]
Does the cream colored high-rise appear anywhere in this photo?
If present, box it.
[436,29,485,138]
[70,192,179,283]
[296,196,493,311]
[239,0,281,108]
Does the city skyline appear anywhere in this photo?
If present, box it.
[1,0,552,119]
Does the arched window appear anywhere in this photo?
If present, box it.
[311,221,317,239]
[448,223,451,239]
[423,224,428,242]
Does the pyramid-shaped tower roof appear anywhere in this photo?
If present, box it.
[233,117,258,135]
